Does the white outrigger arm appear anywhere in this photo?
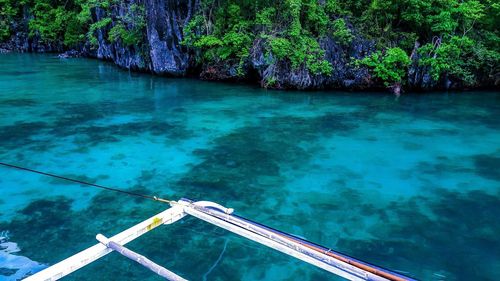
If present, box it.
[24,199,416,281]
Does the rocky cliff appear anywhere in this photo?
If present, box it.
[2,0,198,76]
[82,0,199,76]
[1,1,497,93]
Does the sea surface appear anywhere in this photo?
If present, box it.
[0,53,499,281]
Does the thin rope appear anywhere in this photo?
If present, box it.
[202,239,229,281]
[0,162,173,204]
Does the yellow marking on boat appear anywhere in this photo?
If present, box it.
[147,217,163,230]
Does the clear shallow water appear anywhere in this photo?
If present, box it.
[0,53,499,280]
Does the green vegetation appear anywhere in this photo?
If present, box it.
[0,0,23,41]
[181,0,498,87]
[0,0,498,89]
[347,0,499,87]
[331,19,354,46]
[0,0,146,48]
[108,4,145,46]
[183,0,338,75]
[358,47,411,86]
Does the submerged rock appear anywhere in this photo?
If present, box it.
[58,50,81,59]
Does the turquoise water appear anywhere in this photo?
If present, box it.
[0,53,499,280]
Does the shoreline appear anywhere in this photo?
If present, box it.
[2,50,498,95]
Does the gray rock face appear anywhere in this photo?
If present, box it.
[90,0,198,75]
[321,36,376,89]
[407,42,438,90]
[2,6,64,53]
[247,35,376,90]
[146,0,198,75]
[87,1,148,71]
[2,3,493,91]
[58,50,81,59]
[4,0,197,76]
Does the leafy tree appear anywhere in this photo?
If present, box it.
[28,2,69,43]
[108,4,146,46]
[87,18,111,47]
[419,36,476,85]
[358,47,411,87]
[255,7,275,28]
[331,19,353,46]
[0,0,18,41]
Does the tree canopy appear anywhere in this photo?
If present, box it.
[1,0,498,88]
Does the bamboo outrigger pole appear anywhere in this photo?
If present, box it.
[0,164,415,281]
[23,205,187,281]
[24,199,416,281]
[96,234,187,281]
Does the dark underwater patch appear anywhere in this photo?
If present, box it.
[54,103,109,127]
[118,97,156,114]
[0,186,165,266]
[0,121,49,150]
[0,197,77,262]
[402,142,423,151]
[174,112,365,213]
[0,191,141,277]
[473,154,500,181]
[0,122,48,142]
[314,113,359,134]
[0,71,38,76]
[48,118,192,147]
[137,169,158,182]
[0,99,37,107]
[0,268,18,276]
[335,189,500,280]
[0,100,192,150]
[175,118,316,204]
[272,113,359,137]
[416,157,475,177]
[46,174,103,186]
